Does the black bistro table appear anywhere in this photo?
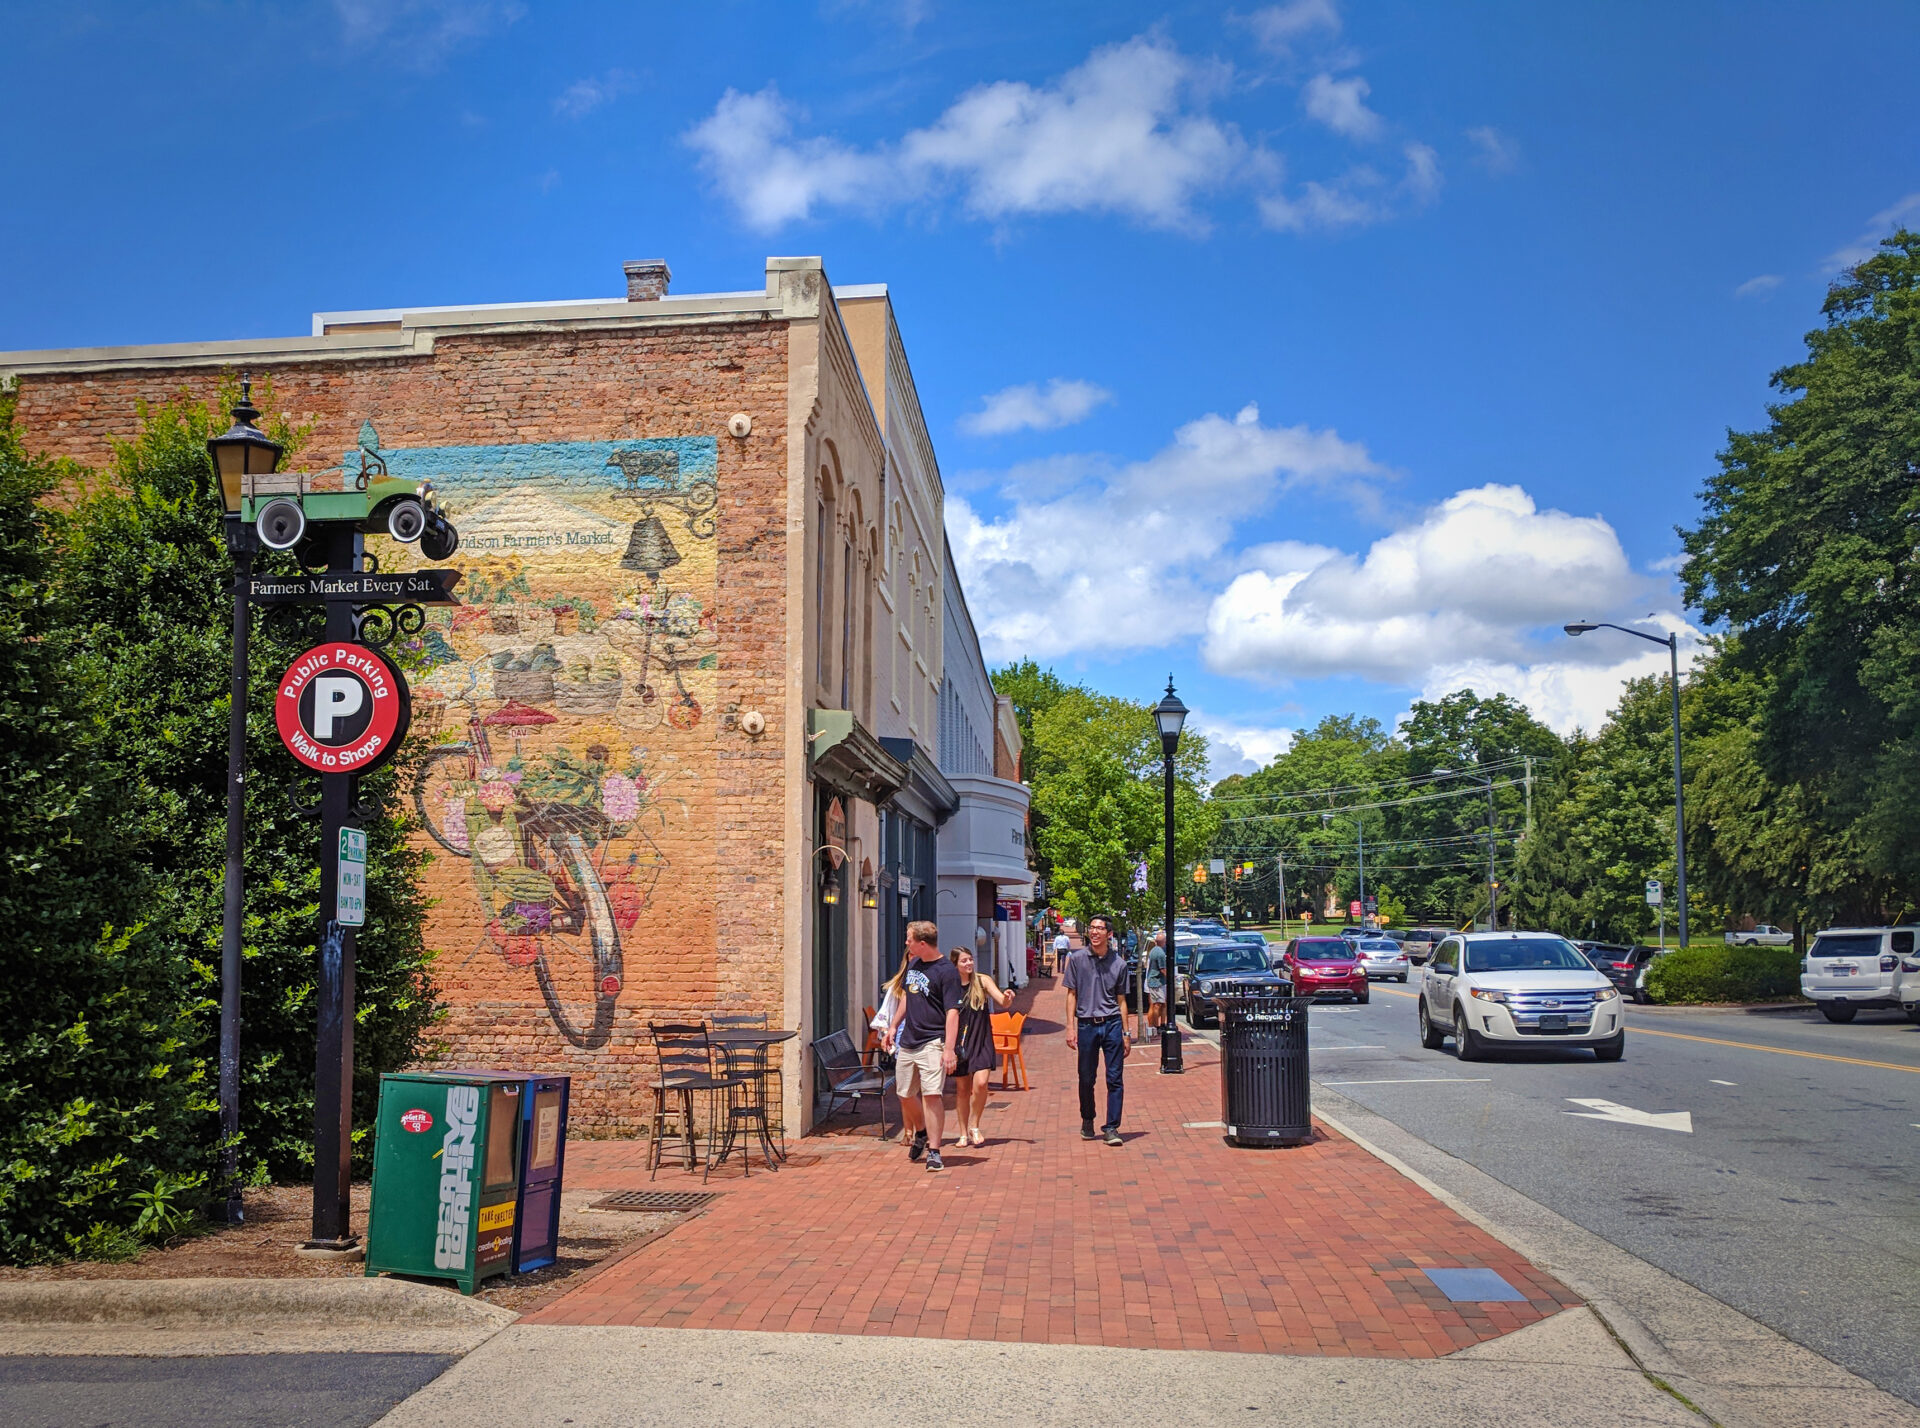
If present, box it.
[707,1028,797,1172]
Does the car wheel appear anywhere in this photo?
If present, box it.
[1819,1003,1857,1024]
[1397,974,1408,983]
[1453,1005,1483,1061]
[1418,1000,1446,1050]
[1906,1004,1920,1026]
[1592,1033,1625,1062]
[1355,988,1370,1005]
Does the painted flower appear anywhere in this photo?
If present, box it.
[439,793,470,853]
[601,772,640,823]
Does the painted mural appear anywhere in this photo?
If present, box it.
[369,437,720,1050]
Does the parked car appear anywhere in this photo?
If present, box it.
[1185,943,1291,1028]
[1352,936,1412,982]
[1400,928,1452,965]
[1727,924,1793,947]
[1801,927,1920,1022]
[1229,930,1271,953]
[1185,919,1229,939]
[1418,932,1625,1061]
[1575,942,1662,1004]
[1278,936,1370,1003]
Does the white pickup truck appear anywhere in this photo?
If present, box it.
[1726,924,1793,947]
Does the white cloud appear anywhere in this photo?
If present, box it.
[1259,142,1440,231]
[1192,713,1298,778]
[1465,125,1518,173]
[1303,73,1382,141]
[1245,0,1341,53]
[1733,273,1782,299]
[687,37,1256,232]
[947,402,1382,660]
[1824,192,1920,273]
[1202,484,1644,689]
[959,380,1112,436]
[555,70,634,120]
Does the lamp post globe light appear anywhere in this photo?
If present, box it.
[204,375,284,1224]
[1565,621,1688,949]
[1153,677,1188,1075]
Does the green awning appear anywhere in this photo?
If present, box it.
[809,709,908,804]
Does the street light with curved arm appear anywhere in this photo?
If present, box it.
[1564,621,1688,949]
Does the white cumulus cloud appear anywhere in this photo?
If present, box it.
[686,36,1255,232]
[1202,484,1644,689]
[1303,73,1383,140]
[1824,192,1920,273]
[1244,0,1341,53]
[948,403,1382,660]
[1733,273,1782,299]
[960,380,1112,436]
[1191,713,1299,778]
[1466,125,1518,173]
[554,70,635,119]
[1259,142,1441,231]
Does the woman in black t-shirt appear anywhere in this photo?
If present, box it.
[949,947,1014,1147]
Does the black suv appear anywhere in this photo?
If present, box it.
[1576,942,1661,1003]
[1184,941,1290,1028]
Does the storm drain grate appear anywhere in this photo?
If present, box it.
[590,1190,720,1213]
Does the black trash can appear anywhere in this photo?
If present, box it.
[1215,992,1312,1146]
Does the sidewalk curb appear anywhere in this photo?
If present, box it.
[1312,1089,1920,1428]
[0,1276,517,1329]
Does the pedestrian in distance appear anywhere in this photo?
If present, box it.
[883,920,961,1172]
[1145,930,1169,1030]
[949,946,1015,1147]
[1063,913,1136,1146]
[1049,926,1070,976]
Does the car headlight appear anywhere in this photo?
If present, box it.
[1468,987,1508,1003]
[1592,985,1620,1001]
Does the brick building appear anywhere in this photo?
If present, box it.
[2,257,1031,1135]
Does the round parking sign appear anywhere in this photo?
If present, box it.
[276,642,407,773]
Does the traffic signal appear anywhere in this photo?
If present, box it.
[1192,865,1207,884]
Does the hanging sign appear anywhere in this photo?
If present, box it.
[337,827,367,927]
[276,642,409,774]
[249,569,463,604]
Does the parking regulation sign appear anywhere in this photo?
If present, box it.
[275,642,406,773]
[1645,879,1663,906]
[337,827,367,927]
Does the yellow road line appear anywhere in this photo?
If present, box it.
[1368,985,1920,1074]
[1629,1024,1920,1075]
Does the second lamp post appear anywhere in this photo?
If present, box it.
[1153,678,1188,1075]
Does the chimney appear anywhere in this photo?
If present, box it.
[623,260,671,301]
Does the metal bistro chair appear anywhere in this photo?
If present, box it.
[647,1022,738,1181]
[811,1028,897,1139]
[711,1010,785,1165]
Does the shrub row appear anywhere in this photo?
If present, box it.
[1646,944,1800,1004]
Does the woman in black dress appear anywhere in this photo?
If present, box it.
[949,947,1015,1147]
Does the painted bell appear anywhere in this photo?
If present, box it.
[620,513,682,577]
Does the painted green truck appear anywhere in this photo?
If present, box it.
[246,421,459,559]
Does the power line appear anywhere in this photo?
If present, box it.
[1219,777,1529,824]
[1212,757,1531,807]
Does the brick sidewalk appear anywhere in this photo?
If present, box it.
[529,978,1579,1356]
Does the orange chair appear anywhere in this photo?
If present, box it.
[991,1011,1028,1091]
[861,1005,881,1070]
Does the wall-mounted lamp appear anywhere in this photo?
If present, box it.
[859,856,878,909]
[821,864,841,906]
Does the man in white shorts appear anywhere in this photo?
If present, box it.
[883,920,961,1172]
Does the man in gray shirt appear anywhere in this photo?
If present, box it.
[1063,914,1135,1145]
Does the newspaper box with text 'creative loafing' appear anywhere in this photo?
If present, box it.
[447,1070,572,1274]
[365,1072,525,1295]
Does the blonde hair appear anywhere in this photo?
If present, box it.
[950,947,989,1011]
[883,949,914,998]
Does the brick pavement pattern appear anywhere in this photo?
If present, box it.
[530,978,1580,1356]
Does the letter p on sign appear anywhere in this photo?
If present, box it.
[312,675,365,738]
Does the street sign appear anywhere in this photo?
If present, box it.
[337,828,367,927]
[1645,879,1663,906]
[276,642,409,774]
[1349,900,1363,919]
[1364,897,1377,913]
[1208,859,1226,875]
[249,569,462,604]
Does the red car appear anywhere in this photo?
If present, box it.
[1281,936,1371,1003]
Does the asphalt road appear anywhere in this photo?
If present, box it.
[1284,980,1920,1407]
[0,1353,456,1428]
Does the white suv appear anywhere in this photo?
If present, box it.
[1418,932,1625,1061]
[1801,927,1920,1023]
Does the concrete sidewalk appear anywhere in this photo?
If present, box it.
[375,1311,1699,1428]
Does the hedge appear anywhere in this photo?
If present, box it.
[1645,944,1800,1004]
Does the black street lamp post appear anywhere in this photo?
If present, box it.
[205,379,283,1225]
[1565,622,1688,948]
[1153,678,1188,1075]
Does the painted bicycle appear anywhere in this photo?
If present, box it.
[412,702,665,1049]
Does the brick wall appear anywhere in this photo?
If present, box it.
[13,319,792,1134]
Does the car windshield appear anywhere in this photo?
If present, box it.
[1296,941,1353,962]
[1232,932,1267,945]
[1358,939,1399,952]
[1810,934,1881,959]
[1194,947,1266,973]
[1461,937,1593,973]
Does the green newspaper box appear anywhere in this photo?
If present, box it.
[365,1071,524,1295]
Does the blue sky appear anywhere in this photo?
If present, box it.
[5,1,1917,774]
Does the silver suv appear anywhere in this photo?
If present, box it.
[1419,932,1625,1061]
[1801,927,1920,1023]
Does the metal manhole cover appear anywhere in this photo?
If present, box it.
[590,1190,719,1212]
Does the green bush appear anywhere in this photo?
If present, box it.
[1645,944,1800,1004]
[0,387,438,1263]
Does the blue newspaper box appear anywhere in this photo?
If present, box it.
[447,1071,570,1274]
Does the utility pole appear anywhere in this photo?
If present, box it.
[1523,755,1534,834]
[1276,850,1286,935]
[1358,822,1366,927]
